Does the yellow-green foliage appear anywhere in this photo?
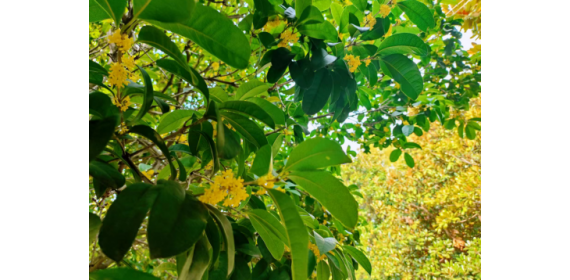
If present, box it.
[343,99,481,279]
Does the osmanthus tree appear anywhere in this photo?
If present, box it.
[341,97,481,279]
[89,0,481,279]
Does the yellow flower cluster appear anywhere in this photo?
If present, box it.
[264,17,281,32]
[108,30,133,52]
[141,169,154,180]
[109,62,130,89]
[199,170,249,207]
[380,4,392,18]
[211,62,220,72]
[364,14,377,30]
[344,55,361,73]
[113,95,131,112]
[308,243,327,262]
[278,29,299,50]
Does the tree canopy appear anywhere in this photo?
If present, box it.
[89,0,481,278]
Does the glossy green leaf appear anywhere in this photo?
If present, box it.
[311,48,337,71]
[249,209,286,259]
[352,0,366,12]
[269,133,284,155]
[128,125,177,180]
[179,236,211,280]
[89,268,160,280]
[221,112,268,148]
[207,205,236,278]
[130,66,154,123]
[397,0,435,31]
[302,69,333,115]
[298,21,338,41]
[285,138,352,171]
[90,116,118,162]
[150,4,251,69]
[219,101,275,129]
[89,0,110,22]
[89,213,101,244]
[288,170,358,229]
[249,97,286,126]
[137,26,189,71]
[250,145,273,177]
[402,125,415,136]
[268,189,309,280]
[361,17,391,40]
[235,80,272,100]
[313,0,331,11]
[404,153,415,168]
[95,0,127,24]
[330,3,344,30]
[99,183,158,262]
[188,129,220,174]
[390,149,402,162]
[210,87,228,103]
[156,58,209,101]
[231,258,252,280]
[377,33,429,56]
[380,54,423,100]
[317,261,331,280]
[133,0,194,23]
[298,6,325,25]
[156,110,196,134]
[205,215,221,269]
[342,246,372,275]
[296,0,313,21]
[89,160,125,197]
[465,124,476,140]
[148,182,209,258]
[339,5,362,33]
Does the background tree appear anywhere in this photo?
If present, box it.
[89,0,481,279]
[342,97,481,279]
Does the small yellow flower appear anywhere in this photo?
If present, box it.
[347,46,353,51]
[365,59,371,67]
[385,24,393,37]
[141,169,154,180]
[403,120,410,125]
[384,127,390,133]
[120,36,133,52]
[395,83,401,89]
[380,4,392,18]
[199,169,249,207]
[122,56,136,70]
[109,62,129,89]
[212,62,220,71]
[309,243,327,262]
[278,29,299,50]
[107,30,123,45]
[344,54,362,73]
[264,17,282,32]
[365,14,377,30]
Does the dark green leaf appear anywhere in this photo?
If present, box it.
[156,58,209,101]
[402,142,422,150]
[89,213,101,244]
[89,0,110,22]
[99,183,158,262]
[130,66,154,123]
[89,160,126,197]
[230,258,252,280]
[377,33,429,56]
[90,113,118,162]
[380,54,423,100]
[133,0,194,23]
[221,112,268,148]
[298,6,325,25]
[149,4,251,69]
[235,80,272,100]
[89,268,160,280]
[298,21,338,41]
[361,17,391,40]
[219,101,275,129]
[188,129,220,174]
[397,0,435,31]
[342,246,371,275]
[148,182,209,258]
[465,124,476,140]
[179,236,211,280]
[137,26,189,71]
[302,69,333,115]
[390,149,402,162]
[290,58,315,89]
[288,171,358,229]
[207,205,236,278]
[249,97,286,126]
[404,153,415,168]
[311,48,337,71]
[95,0,127,24]
[128,125,177,180]
[285,138,351,171]
[250,145,273,177]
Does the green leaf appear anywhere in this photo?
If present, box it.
[296,0,313,21]
[95,0,127,25]
[298,21,338,41]
[179,236,211,280]
[298,6,325,26]
[258,32,276,48]
[402,142,422,149]
[137,26,189,71]
[288,171,358,229]
[99,183,158,262]
[148,181,209,258]
[89,268,160,280]
[390,149,402,162]
[339,5,360,33]
[172,154,187,181]
[268,189,309,280]
[89,115,118,162]
[404,153,415,168]
[342,246,372,275]
[285,138,352,171]
[377,33,429,56]
[361,17,391,40]
[150,4,251,69]
[380,54,423,100]
[314,231,337,253]
[133,0,194,23]
[156,59,209,101]
[269,133,284,155]
[89,60,108,77]
[402,125,415,136]
[232,258,253,280]
[128,125,177,180]
[235,80,272,100]
[188,129,220,174]
[207,205,236,278]
[250,145,273,177]
[317,261,331,280]
[313,0,331,11]
[156,110,196,134]
[205,215,221,267]
[330,3,344,28]
[89,0,110,22]
[254,0,275,16]
[311,48,337,71]
[249,97,286,126]
[219,101,275,129]
[130,66,154,123]
[210,87,229,103]
[249,209,287,259]
[352,0,366,12]
[465,124,476,140]
[397,0,435,31]
[358,89,372,110]
[89,213,102,244]
[89,160,126,197]
[221,112,268,148]
[302,69,333,115]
